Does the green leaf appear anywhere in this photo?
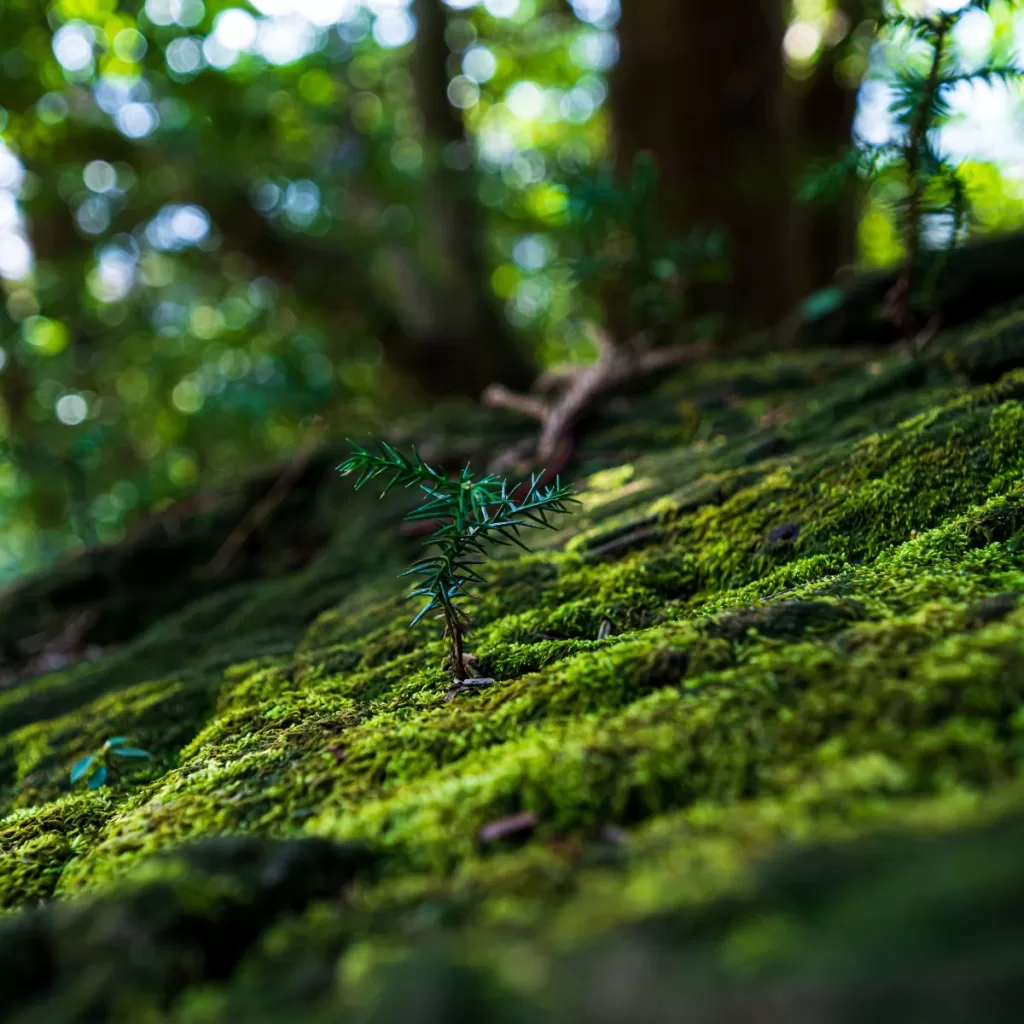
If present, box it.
[802,286,845,321]
[87,764,108,789]
[70,755,95,784]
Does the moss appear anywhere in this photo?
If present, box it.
[929,300,1024,384]
[0,836,373,1021]
[0,793,113,909]
[2,674,219,811]
[5,301,1024,1014]
[298,600,1024,874]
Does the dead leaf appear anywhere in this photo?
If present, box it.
[478,810,539,844]
[444,678,496,702]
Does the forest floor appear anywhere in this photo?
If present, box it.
[3,289,1024,1020]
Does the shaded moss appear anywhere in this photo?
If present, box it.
[3,300,1024,1015]
[0,793,113,909]
[0,836,373,1021]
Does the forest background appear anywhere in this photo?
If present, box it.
[0,0,1023,580]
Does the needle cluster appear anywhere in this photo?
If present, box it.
[804,1,1023,336]
[339,442,576,680]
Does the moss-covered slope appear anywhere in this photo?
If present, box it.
[3,303,1024,1020]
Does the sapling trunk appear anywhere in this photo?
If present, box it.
[442,604,467,682]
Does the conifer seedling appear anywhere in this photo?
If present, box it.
[339,442,576,687]
[801,0,1022,337]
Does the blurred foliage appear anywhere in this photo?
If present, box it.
[825,1,1024,322]
[0,0,616,576]
[564,153,730,339]
[855,0,1024,267]
[0,0,1020,579]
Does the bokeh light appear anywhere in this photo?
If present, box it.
[0,0,1017,583]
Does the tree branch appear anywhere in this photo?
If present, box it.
[484,326,711,467]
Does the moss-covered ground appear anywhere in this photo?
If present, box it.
[3,301,1024,1020]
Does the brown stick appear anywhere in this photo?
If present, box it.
[480,386,549,423]
[483,324,711,468]
[441,601,466,681]
[203,417,326,577]
[532,364,583,394]
[532,325,617,462]
[630,339,713,375]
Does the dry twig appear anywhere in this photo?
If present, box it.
[444,677,496,702]
[484,324,710,471]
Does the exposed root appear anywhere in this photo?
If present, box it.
[484,324,711,472]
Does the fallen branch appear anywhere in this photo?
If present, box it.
[484,325,711,471]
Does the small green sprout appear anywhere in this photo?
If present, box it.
[339,441,577,682]
[70,736,151,790]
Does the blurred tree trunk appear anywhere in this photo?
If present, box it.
[393,0,535,395]
[793,66,859,293]
[790,1,866,296]
[611,0,800,331]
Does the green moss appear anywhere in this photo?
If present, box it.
[0,793,113,908]
[3,674,218,810]
[0,836,373,1021]
[3,304,1024,1015]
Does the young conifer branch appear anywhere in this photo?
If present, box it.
[800,1,1021,344]
[339,443,576,683]
[883,1,1023,338]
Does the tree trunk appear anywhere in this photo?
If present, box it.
[790,1,865,296]
[793,67,859,293]
[402,0,535,395]
[611,0,800,331]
